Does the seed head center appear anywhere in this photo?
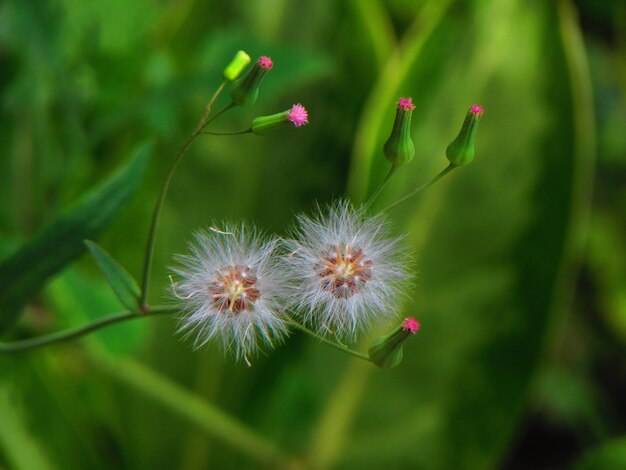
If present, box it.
[209,265,260,314]
[318,243,373,299]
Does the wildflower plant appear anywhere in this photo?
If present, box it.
[0,47,486,467]
[0,50,483,369]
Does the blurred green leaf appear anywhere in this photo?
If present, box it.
[0,143,152,334]
[84,240,141,311]
[90,351,291,467]
[587,213,626,344]
[534,366,605,438]
[0,385,55,470]
[347,0,396,72]
[296,1,598,468]
[574,436,626,470]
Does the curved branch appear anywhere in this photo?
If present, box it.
[0,305,177,353]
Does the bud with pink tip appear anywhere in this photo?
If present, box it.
[402,317,420,333]
[446,104,484,167]
[230,56,273,107]
[368,316,421,368]
[251,103,309,135]
[383,97,416,167]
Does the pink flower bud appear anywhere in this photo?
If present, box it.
[258,56,273,70]
[251,104,309,135]
[398,97,416,111]
[402,317,420,334]
[470,104,484,117]
[288,104,309,127]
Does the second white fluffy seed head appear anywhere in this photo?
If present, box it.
[284,201,412,337]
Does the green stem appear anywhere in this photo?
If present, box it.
[286,319,371,362]
[363,164,397,211]
[0,306,177,353]
[202,128,252,136]
[382,163,456,212]
[139,93,235,307]
[196,80,228,133]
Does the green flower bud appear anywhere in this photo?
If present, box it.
[446,105,484,167]
[368,317,420,368]
[383,97,416,166]
[223,50,251,81]
[230,56,273,107]
[251,103,309,135]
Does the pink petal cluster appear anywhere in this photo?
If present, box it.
[398,97,415,111]
[288,103,309,127]
[402,317,420,334]
[470,104,484,117]
[258,56,273,70]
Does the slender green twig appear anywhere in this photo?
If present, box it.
[202,128,252,136]
[195,80,228,134]
[286,318,371,362]
[139,89,235,307]
[363,164,397,211]
[382,163,456,212]
[0,306,177,353]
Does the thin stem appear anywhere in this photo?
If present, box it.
[139,95,235,307]
[382,163,456,212]
[195,80,228,134]
[363,164,397,211]
[202,128,252,136]
[286,318,371,362]
[0,306,177,353]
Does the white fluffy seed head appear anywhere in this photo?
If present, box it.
[284,200,412,338]
[171,225,289,361]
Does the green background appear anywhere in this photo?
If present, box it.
[1,0,625,468]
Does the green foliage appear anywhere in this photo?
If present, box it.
[301,2,595,467]
[0,386,54,470]
[0,144,152,334]
[44,267,147,356]
[575,437,626,470]
[84,240,141,312]
[0,0,623,468]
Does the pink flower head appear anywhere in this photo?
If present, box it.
[398,97,415,111]
[288,103,309,127]
[257,56,273,70]
[470,104,484,117]
[402,317,420,334]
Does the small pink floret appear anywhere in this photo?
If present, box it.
[258,56,273,70]
[470,104,484,117]
[402,317,420,334]
[288,103,309,127]
[398,97,415,111]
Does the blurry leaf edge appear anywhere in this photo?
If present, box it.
[0,142,153,334]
